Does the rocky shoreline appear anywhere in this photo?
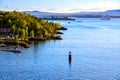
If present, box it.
[0,27,67,48]
[0,40,30,48]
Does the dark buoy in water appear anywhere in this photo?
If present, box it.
[69,51,72,65]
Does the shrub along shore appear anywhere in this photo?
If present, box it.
[0,10,67,48]
[0,34,65,48]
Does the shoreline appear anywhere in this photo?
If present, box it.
[0,27,67,48]
[0,36,63,48]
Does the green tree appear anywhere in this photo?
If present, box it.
[20,29,25,37]
[11,25,17,34]
[0,10,62,40]
[30,30,34,37]
[0,36,2,42]
[11,36,15,40]
[7,19,12,25]
[15,36,19,41]
[25,27,28,37]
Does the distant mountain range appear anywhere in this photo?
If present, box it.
[23,9,120,18]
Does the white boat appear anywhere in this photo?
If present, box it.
[1,47,21,53]
[101,15,111,20]
[0,36,21,53]
[11,47,21,53]
[0,44,5,47]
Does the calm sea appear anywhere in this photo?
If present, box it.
[0,18,120,80]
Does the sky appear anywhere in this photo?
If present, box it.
[0,0,120,13]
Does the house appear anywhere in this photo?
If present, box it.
[0,24,11,34]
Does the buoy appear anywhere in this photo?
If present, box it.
[69,51,72,64]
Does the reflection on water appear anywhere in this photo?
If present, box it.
[1,18,120,79]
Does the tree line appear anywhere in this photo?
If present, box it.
[0,10,61,40]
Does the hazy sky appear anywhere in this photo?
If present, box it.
[0,0,120,13]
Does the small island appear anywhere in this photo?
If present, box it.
[42,16,75,20]
[0,10,67,48]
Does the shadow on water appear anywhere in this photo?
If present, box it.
[32,41,47,53]
[15,53,21,64]
[7,52,21,64]
[32,41,47,64]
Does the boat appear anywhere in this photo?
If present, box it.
[68,22,70,24]
[0,44,5,47]
[12,47,21,53]
[1,47,21,53]
[0,35,21,53]
[77,21,82,22]
[11,35,21,53]
[101,15,111,20]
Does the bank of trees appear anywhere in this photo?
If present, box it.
[0,10,61,40]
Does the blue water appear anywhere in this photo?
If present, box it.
[1,18,120,80]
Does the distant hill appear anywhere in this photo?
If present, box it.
[23,9,120,18]
[23,10,68,17]
[104,9,120,16]
[106,9,120,12]
[23,10,52,17]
